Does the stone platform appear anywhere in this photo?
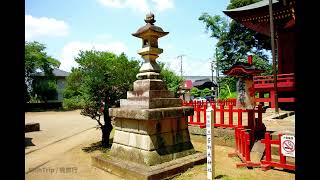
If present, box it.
[25,122,40,132]
[92,151,206,180]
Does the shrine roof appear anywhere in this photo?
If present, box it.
[223,0,296,36]
[224,62,264,76]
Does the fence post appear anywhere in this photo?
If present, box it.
[213,103,216,125]
[238,109,242,128]
[204,103,207,125]
[228,105,233,127]
[220,104,224,126]
[279,134,286,165]
[245,132,251,162]
[196,103,200,123]
[247,110,254,130]
[265,132,271,162]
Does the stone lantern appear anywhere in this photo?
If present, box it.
[224,55,264,109]
[132,12,168,80]
[107,13,197,167]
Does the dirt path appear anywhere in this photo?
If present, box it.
[25,128,122,180]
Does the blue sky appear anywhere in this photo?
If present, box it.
[25,0,231,76]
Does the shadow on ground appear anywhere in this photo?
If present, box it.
[25,137,35,148]
[215,175,228,179]
[82,138,113,153]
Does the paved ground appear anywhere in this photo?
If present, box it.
[25,110,97,154]
[25,110,121,180]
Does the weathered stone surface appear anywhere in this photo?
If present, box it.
[113,130,130,145]
[127,90,174,99]
[129,132,157,150]
[110,107,194,120]
[250,141,265,163]
[138,120,158,135]
[122,119,139,133]
[120,98,182,109]
[110,141,195,166]
[133,79,166,91]
[92,152,206,180]
[25,122,40,132]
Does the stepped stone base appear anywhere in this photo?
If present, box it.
[92,151,206,180]
[109,78,196,166]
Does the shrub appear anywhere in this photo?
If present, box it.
[63,96,85,110]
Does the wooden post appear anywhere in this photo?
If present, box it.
[269,0,279,113]
[206,104,215,180]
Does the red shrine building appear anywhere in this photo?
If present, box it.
[223,0,296,110]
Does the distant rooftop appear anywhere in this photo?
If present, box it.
[33,69,70,77]
[183,76,217,83]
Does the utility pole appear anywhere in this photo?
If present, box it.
[210,58,215,97]
[215,48,219,99]
[177,55,186,77]
[269,0,279,113]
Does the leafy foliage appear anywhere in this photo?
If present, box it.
[201,88,212,97]
[198,0,272,73]
[199,0,274,100]
[25,41,61,102]
[190,87,212,98]
[159,62,184,97]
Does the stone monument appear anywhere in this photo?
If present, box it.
[92,13,206,179]
[109,12,196,166]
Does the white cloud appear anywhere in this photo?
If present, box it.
[98,0,174,13]
[151,0,174,12]
[59,41,128,72]
[25,15,69,41]
[98,0,126,8]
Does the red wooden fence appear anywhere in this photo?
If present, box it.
[228,127,261,168]
[260,132,295,171]
[182,100,265,131]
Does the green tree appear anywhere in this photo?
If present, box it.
[200,88,212,97]
[190,87,201,97]
[25,41,61,102]
[65,50,140,147]
[199,0,273,99]
[63,68,85,110]
[159,62,184,97]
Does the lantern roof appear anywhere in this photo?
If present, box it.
[132,12,169,38]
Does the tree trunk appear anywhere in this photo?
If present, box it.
[101,124,112,147]
[101,96,113,147]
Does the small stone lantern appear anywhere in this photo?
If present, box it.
[132,12,169,80]
[224,56,264,109]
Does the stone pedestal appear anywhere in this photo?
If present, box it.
[109,79,195,166]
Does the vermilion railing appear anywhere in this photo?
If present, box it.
[253,73,295,89]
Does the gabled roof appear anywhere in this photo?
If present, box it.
[193,78,217,87]
[32,69,70,77]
